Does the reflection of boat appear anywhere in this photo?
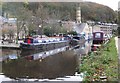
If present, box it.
[20,36,69,50]
[69,36,85,46]
[24,46,69,60]
[2,47,79,80]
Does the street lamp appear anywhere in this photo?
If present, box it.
[39,24,42,38]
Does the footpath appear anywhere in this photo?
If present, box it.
[0,40,23,49]
[115,37,118,54]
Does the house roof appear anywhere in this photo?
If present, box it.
[73,23,88,34]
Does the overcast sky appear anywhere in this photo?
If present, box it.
[84,0,120,11]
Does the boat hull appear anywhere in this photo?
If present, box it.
[20,41,69,51]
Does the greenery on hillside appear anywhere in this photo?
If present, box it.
[2,2,117,23]
[80,2,117,22]
[1,2,118,38]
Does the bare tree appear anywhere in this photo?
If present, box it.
[2,23,17,43]
[2,27,8,40]
[15,6,33,43]
[35,4,49,37]
[8,28,16,43]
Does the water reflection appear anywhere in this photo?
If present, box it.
[0,49,21,62]
[23,46,69,60]
[78,40,92,55]
[2,46,79,80]
[1,40,92,80]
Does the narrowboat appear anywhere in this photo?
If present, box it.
[91,31,107,51]
[20,36,69,50]
[69,36,85,46]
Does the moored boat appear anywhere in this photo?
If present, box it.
[20,36,69,50]
[91,31,109,51]
[69,36,85,46]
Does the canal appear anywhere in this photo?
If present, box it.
[0,40,92,82]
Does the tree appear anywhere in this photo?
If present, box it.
[2,2,33,43]
[118,10,120,36]
[43,26,52,36]
[7,28,16,42]
[68,31,77,35]
[35,3,49,37]
[2,23,17,42]
[2,26,8,39]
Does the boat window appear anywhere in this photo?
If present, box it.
[33,40,39,43]
[73,37,80,40]
[95,33,101,38]
[42,40,46,43]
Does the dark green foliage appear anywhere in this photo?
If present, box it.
[43,27,53,36]
[67,31,77,35]
[2,2,117,22]
[80,2,116,22]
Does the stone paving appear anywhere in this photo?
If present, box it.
[0,43,20,48]
[115,37,120,82]
[115,37,118,54]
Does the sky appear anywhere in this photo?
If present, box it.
[84,0,120,11]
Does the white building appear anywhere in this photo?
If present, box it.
[98,23,118,34]
[73,23,92,39]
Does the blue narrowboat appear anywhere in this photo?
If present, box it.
[20,36,69,50]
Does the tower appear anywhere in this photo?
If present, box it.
[76,3,81,23]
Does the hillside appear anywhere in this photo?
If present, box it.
[80,2,116,22]
[2,2,117,23]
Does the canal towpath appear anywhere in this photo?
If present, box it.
[0,40,23,49]
[115,37,118,54]
[0,43,20,49]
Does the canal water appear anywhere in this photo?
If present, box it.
[0,40,92,82]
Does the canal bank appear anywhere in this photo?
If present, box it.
[0,43,20,49]
[79,37,118,81]
[0,39,92,82]
[1,40,92,82]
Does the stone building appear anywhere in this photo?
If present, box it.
[98,24,118,34]
[1,16,29,42]
[76,3,81,23]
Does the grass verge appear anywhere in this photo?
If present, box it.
[79,37,118,81]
